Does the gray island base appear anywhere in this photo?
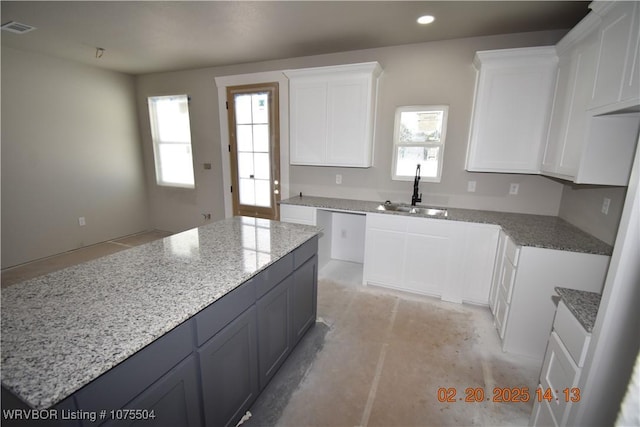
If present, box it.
[1,217,320,427]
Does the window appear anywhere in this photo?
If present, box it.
[148,95,195,188]
[392,105,449,182]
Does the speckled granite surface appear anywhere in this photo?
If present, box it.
[1,217,320,409]
[555,287,601,333]
[281,196,612,255]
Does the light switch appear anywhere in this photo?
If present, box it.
[336,174,342,185]
[509,183,519,195]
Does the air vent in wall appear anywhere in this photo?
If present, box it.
[1,21,37,34]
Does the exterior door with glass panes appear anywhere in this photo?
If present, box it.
[227,83,280,220]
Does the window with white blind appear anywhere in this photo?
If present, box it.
[147,95,195,188]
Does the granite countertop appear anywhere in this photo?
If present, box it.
[555,287,601,332]
[280,195,612,256]
[1,217,320,409]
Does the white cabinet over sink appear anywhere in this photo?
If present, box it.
[465,47,558,173]
[284,62,382,168]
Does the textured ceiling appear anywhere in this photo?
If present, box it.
[1,1,590,75]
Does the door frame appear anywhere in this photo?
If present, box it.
[227,82,280,219]
[215,71,290,219]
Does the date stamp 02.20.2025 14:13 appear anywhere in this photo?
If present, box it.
[437,386,581,404]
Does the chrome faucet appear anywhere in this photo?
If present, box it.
[411,164,422,206]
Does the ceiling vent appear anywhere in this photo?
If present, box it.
[1,21,37,34]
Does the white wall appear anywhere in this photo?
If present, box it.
[558,184,627,245]
[136,30,570,233]
[1,47,149,268]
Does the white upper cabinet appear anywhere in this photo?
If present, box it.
[466,47,558,173]
[542,31,599,180]
[542,4,640,186]
[284,62,382,167]
[589,1,640,114]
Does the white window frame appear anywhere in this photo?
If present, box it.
[147,94,196,189]
[391,105,449,182]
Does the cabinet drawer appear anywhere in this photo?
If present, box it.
[366,213,407,232]
[406,215,453,235]
[293,236,318,269]
[75,320,193,415]
[500,260,517,303]
[194,280,256,346]
[280,205,316,225]
[504,236,520,266]
[553,301,591,367]
[255,252,294,299]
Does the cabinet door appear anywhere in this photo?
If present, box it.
[590,1,638,110]
[112,356,202,427]
[363,227,406,288]
[540,332,581,426]
[555,34,598,177]
[467,48,557,173]
[403,220,457,299]
[541,53,573,175]
[198,306,258,427]
[292,255,318,346]
[326,76,372,166]
[530,398,559,427]
[460,224,500,305]
[620,2,640,104]
[257,275,293,390]
[289,80,327,165]
[488,231,507,314]
[494,291,510,340]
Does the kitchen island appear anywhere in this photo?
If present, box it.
[1,216,320,426]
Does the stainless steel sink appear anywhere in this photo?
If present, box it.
[376,202,448,217]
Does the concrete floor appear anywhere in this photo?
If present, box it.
[249,260,541,426]
[2,237,541,426]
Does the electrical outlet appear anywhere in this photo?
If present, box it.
[78,217,86,226]
[602,198,611,215]
[202,213,211,220]
[467,181,476,192]
[509,183,519,195]
[336,174,342,185]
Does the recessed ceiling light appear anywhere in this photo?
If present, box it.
[417,15,435,25]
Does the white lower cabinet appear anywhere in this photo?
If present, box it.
[530,301,591,426]
[363,213,499,304]
[490,245,608,360]
[363,222,406,289]
[403,218,459,299]
[279,204,317,225]
[489,231,507,314]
